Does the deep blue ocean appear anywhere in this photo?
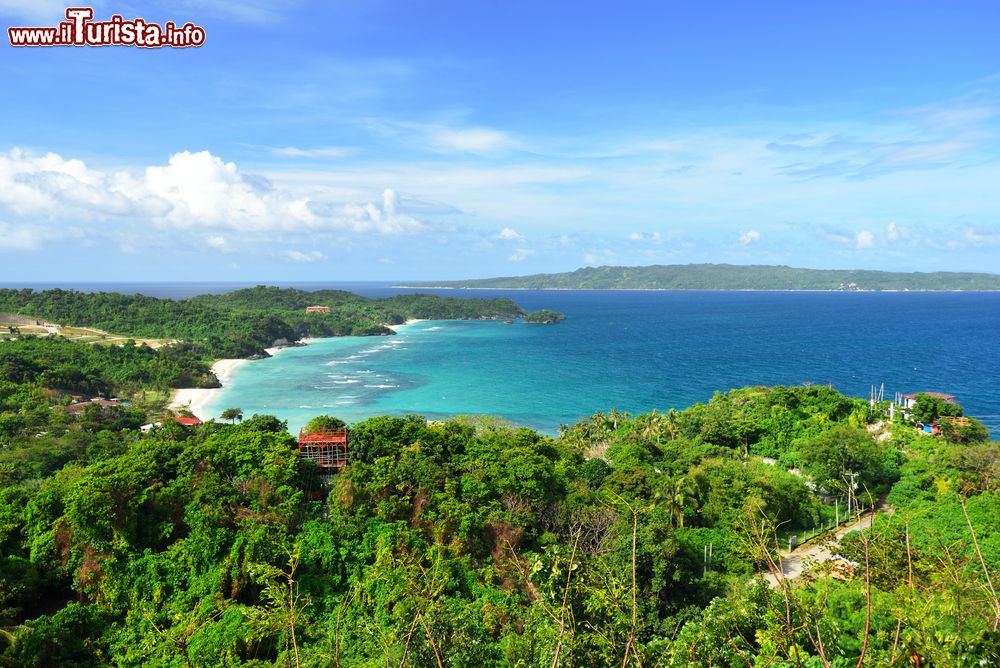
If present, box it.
[10,282,999,436]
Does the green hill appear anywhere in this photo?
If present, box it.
[401,263,1000,291]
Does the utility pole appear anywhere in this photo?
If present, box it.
[845,471,859,517]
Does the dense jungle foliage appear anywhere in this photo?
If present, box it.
[0,333,997,666]
[0,287,525,358]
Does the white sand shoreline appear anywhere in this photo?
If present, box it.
[166,323,425,420]
[167,358,248,421]
[386,318,425,332]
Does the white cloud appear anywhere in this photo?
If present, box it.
[364,118,523,155]
[205,235,227,249]
[855,230,875,249]
[0,148,123,218]
[964,226,1000,246]
[495,227,524,241]
[428,127,520,153]
[739,229,761,246]
[271,146,351,158]
[284,249,325,262]
[886,221,909,242]
[627,232,662,243]
[0,148,428,251]
[0,222,45,249]
[818,226,853,245]
[333,188,426,235]
[507,248,535,262]
[582,248,617,265]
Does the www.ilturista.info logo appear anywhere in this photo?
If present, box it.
[8,7,206,48]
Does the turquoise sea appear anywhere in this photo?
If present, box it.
[13,283,997,436]
[188,288,1000,437]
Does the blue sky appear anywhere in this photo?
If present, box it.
[1,1,999,281]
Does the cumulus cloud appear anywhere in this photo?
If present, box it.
[0,148,428,251]
[508,248,535,262]
[331,188,426,235]
[495,227,524,241]
[739,229,761,246]
[886,221,909,242]
[855,230,875,249]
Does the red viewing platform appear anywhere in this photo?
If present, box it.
[298,427,348,470]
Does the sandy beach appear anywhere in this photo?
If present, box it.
[165,326,422,420]
[167,358,248,421]
[387,318,425,332]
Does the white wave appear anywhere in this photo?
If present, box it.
[364,384,399,389]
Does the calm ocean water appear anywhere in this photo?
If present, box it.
[10,283,999,436]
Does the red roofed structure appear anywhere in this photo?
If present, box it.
[298,427,348,470]
[165,416,203,426]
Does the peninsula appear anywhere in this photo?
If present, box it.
[0,285,525,358]
[400,263,1000,291]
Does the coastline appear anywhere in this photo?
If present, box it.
[386,318,425,332]
[168,358,247,421]
[391,285,987,293]
[166,325,423,420]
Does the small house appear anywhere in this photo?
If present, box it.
[901,392,956,411]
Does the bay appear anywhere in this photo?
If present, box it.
[197,288,1000,437]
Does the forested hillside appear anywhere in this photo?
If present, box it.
[0,287,525,358]
[1,346,997,666]
[405,263,1000,291]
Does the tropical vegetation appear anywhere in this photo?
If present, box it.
[0,287,525,358]
[404,263,1000,291]
[1,335,997,666]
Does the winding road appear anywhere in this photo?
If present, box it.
[763,505,889,587]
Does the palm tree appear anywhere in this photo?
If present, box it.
[606,408,630,431]
[221,407,243,424]
[663,475,697,528]
[663,408,682,441]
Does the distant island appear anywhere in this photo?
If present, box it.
[523,309,566,324]
[400,263,1000,291]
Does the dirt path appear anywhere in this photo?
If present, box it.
[763,505,888,587]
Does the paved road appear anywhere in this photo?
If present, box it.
[763,506,886,587]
